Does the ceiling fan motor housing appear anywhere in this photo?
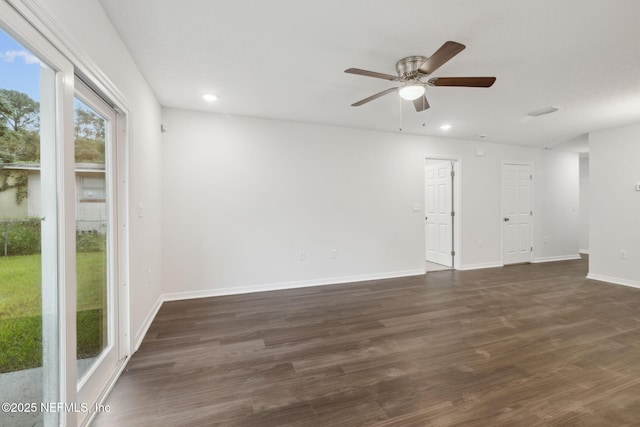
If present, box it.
[395,56,428,80]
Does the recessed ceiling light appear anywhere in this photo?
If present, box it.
[202,93,218,102]
[440,123,452,130]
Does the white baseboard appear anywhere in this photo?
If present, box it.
[133,295,163,352]
[458,262,503,271]
[459,255,583,270]
[162,269,426,301]
[586,273,640,290]
[532,254,582,263]
[579,249,590,254]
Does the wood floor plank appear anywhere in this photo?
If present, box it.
[93,256,640,426]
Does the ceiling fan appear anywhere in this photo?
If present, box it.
[345,41,496,112]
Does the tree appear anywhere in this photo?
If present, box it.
[0,89,40,132]
[0,89,108,204]
[74,105,105,163]
[75,107,105,142]
[0,89,40,204]
[0,129,39,163]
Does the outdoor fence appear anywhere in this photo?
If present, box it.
[0,219,106,256]
[1,218,41,257]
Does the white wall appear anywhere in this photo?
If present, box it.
[579,153,590,253]
[35,0,164,348]
[588,122,640,287]
[161,108,580,297]
[532,148,580,262]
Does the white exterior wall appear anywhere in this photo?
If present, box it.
[0,172,28,218]
[27,172,41,218]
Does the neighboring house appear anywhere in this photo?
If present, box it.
[0,166,28,218]
[0,163,106,232]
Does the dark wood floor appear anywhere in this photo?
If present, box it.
[94,257,640,426]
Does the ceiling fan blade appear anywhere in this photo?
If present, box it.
[413,95,430,112]
[428,77,496,87]
[345,68,398,81]
[351,87,398,106]
[418,41,466,75]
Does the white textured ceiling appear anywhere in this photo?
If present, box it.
[98,0,640,149]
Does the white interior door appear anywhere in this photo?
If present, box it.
[502,163,533,265]
[425,161,453,267]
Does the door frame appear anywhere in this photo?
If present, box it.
[500,162,534,265]
[0,4,73,426]
[73,79,128,426]
[1,2,132,425]
[423,156,462,271]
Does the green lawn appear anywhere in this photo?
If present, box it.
[0,252,106,373]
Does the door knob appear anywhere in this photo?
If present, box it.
[503,217,510,222]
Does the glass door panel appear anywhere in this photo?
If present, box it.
[0,27,58,427]
[74,81,120,425]
[74,97,109,381]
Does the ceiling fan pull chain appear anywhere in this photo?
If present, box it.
[398,95,403,131]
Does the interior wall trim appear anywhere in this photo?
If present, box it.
[162,269,426,302]
[458,262,503,271]
[11,0,130,111]
[586,273,640,290]
[134,295,163,352]
[532,254,582,263]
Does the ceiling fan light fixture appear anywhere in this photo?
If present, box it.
[398,84,425,101]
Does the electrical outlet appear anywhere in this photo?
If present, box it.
[299,251,306,261]
[619,250,628,260]
[331,249,338,259]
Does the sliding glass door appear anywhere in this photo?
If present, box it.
[1,3,128,425]
[0,16,65,427]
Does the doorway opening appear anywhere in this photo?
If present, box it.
[424,158,459,272]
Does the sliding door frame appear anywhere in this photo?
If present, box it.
[1,1,132,425]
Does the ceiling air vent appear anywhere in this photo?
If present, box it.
[527,106,559,117]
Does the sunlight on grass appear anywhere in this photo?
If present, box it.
[0,253,105,319]
[0,255,41,319]
[0,252,105,373]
